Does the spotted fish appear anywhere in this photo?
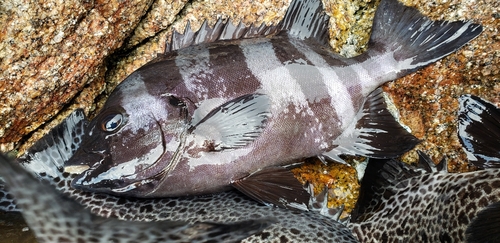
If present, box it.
[1,109,359,243]
[62,0,482,208]
[346,95,500,242]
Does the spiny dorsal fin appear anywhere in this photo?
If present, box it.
[458,95,500,168]
[166,0,330,52]
[415,150,448,174]
[166,19,281,52]
[279,0,330,45]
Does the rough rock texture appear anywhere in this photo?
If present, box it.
[0,0,157,151]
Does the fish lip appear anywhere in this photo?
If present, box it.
[70,133,171,195]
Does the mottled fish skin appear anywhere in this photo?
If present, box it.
[66,0,482,204]
[1,109,359,243]
[347,96,500,242]
[0,153,276,243]
[348,153,500,242]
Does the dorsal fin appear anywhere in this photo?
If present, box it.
[166,18,282,52]
[165,0,330,52]
[415,150,448,174]
[279,0,330,45]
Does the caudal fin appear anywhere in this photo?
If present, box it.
[458,95,500,168]
[368,0,482,75]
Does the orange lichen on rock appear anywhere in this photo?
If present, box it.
[292,157,360,218]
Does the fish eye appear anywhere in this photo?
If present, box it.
[168,96,185,107]
[101,113,124,132]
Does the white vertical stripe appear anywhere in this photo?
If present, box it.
[288,38,355,129]
[344,51,399,95]
[175,46,212,100]
[240,39,311,115]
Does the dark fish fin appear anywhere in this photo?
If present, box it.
[415,150,447,173]
[190,94,270,150]
[458,95,500,168]
[466,201,500,243]
[351,153,431,223]
[166,0,330,52]
[166,18,281,52]
[1,110,86,212]
[323,88,420,162]
[367,0,482,75]
[0,153,275,242]
[279,0,330,45]
[19,109,87,177]
[231,166,310,210]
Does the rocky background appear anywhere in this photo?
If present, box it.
[0,0,498,240]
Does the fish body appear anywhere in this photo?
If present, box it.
[1,110,359,243]
[347,95,500,242]
[65,0,482,207]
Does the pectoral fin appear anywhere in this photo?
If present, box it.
[190,93,270,150]
[231,166,310,211]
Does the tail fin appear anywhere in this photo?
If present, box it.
[458,95,500,168]
[368,0,482,74]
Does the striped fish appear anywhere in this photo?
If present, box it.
[64,0,482,208]
[1,109,358,243]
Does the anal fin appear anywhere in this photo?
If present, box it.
[323,88,420,162]
[231,166,310,211]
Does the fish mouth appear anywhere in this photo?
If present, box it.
[109,127,189,196]
[68,124,188,197]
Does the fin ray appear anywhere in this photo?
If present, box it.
[323,88,420,162]
[458,95,500,168]
[232,166,310,210]
[367,0,482,75]
[190,94,270,150]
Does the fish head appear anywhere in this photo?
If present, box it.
[65,67,193,196]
